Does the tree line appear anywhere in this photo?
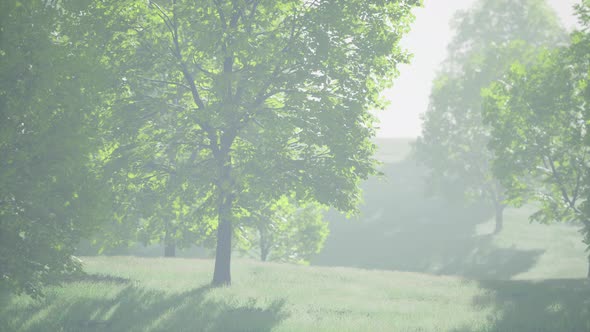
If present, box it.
[415,0,590,276]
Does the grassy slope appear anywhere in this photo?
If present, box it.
[2,256,589,332]
[314,138,589,280]
[3,138,590,331]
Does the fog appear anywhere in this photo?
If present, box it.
[2,0,589,331]
[379,0,581,138]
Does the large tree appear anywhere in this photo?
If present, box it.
[414,0,565,234]
[483,0,590,276]
[0,1,112,297]
[91,0,420,286]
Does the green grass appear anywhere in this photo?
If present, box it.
[2,256,589,332]
[3,139,590,331]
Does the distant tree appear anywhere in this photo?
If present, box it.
[88,0,420,286]
[237,195,328,263]
[483,0,590,276]
[100,123,218,258]
[0,1,111,297]
[414,0,565,234]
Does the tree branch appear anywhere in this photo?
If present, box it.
[214,0,228,30]
[166,0,218,155]
[195,63,215,77]
[572,150,589,204]
[546,155,578,212]
[137,76,191,90]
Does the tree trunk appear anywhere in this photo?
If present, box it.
[164,242,176,257]
[260,227,269,262]
[493,202,504,235]
[212,194,233,286]
[587,255,590,278]
[211,131,236,286]
[164,220,176,257]
[261,247,269,262]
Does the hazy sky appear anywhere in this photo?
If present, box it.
[377,0,581,138]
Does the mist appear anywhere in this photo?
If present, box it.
[1,0,589,331]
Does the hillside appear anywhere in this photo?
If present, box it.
[2,256,589,332]
[7,139,588,331]
[314,138,589,280]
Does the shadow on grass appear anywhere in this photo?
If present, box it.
[4,280,288,332]
[453,279,590,332]
[313,157,543,279]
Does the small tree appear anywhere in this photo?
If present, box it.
[238,196,328,263]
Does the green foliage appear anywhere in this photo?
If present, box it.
[0,1,112,297]
[95,133,219,254]
[95,0,420,207]
[414,0,565,225]
[85,0,420,283]
[483,0,590,259]
[237,196,328,264]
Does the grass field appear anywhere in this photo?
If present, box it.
[3,138,590,331]
[2,256,589,332]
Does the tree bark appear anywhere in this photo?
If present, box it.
[164,242,176,257]
[211,124,237,286]
[587,255,590,278]
[212,141,235,286]
[212,193,233,286]
[493,202,504,235]
[163,219,176,257]
[261,247,269,262]
[260,226,269,262]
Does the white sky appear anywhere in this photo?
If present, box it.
[376,0,581,138]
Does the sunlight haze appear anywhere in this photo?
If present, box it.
[377,0,581,138]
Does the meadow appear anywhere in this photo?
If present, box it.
[2,254,589,332]
[2,138,589,332]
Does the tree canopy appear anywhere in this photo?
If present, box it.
[414,0,565,234]
[0,1,112,297]
[483,0,590,276]
[82,0,421,286]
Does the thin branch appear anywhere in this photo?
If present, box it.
[246,0,260,33]
[570,150,587,206]
[140,172,167,181]
[150,1,176,40]
[155,0,217,156]
[195,63,215,77]
[230,0,242,29]
[214,0,228,30]
[194,157,215,167]
[546,155,576,211]
[150,0,208,115]
[137,76,191,90]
